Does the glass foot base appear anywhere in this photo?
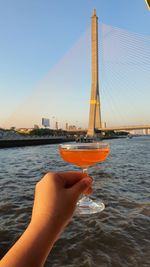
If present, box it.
[76,196,105,215]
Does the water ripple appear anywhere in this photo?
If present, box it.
[0,137,150,266]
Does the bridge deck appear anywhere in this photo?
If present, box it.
[67,125,150,133]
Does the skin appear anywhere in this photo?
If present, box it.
[0,172,93,267]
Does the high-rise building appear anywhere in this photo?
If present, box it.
[65,123,68,130]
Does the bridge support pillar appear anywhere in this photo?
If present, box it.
[87,9,102,138]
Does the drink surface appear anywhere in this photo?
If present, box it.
[59,146,110,168]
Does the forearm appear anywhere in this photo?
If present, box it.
[0,172,91,267]
[0,221,61,267]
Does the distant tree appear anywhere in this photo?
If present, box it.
[29,128,68,137]
[30,128,53,136]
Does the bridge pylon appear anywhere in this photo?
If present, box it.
[87,9,102,137]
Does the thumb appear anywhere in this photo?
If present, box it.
[71,177,92,199]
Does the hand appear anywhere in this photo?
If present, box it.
[0,172,93,267]
[31,172,93,237]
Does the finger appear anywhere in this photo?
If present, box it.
[84,186,93,195]
[56,172,92,188]
[70,177,93,198]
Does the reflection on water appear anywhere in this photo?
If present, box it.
[0,136,150,266]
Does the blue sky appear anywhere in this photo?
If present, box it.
[0,0,150,128]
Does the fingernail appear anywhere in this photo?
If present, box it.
[88,176,93,181]
[82,173,93,180]
[85,176,93,183]
[84,177,93,185]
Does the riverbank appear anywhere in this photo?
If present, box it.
[0,134,130,148]
[0,137,74,148]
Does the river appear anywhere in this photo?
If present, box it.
[0,136,150,266]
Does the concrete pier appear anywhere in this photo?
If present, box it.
[0,137,74,148]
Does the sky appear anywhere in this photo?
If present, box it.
[0,0,150,129]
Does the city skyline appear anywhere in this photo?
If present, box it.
[0,1,150,129]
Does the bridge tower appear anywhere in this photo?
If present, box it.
[87,9,102,137]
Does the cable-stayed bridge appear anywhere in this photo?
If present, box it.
[98,125,150,131]
[2,10,150,131]
[67,125,150,134]
[85,9,150,136]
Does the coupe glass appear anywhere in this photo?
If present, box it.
[59,142,110,215]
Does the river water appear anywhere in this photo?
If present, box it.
[0,136,150,266]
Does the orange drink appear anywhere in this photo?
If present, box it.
[59,145,110,168]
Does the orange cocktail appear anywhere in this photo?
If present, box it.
[59,142,110,215]
[59,144,110,168]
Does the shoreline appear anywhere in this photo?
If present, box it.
[0,137,74,149]
[1,134,142,149]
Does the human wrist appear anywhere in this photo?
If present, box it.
[29,214,66,242]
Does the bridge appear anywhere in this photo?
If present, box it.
[98,125,150,131]
[86,10,150,136]
[67,124,150,134]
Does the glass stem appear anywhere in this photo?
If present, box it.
[81,168,88,200]
[82,168,88,174]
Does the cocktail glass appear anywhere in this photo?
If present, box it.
[59,142,110,215]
